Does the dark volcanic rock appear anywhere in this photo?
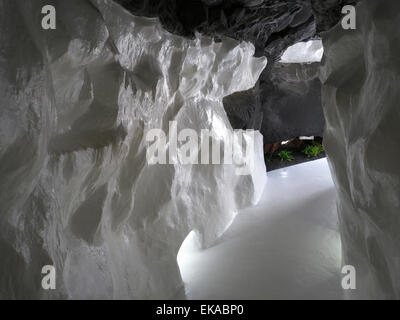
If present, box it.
[224,61,324,144]
[264,62,324,143]
[311,0,359,33]
[115,0,316,59]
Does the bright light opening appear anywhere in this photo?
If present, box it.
[280,40,323,63]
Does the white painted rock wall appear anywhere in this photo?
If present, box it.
[0,0,267,299]
[321,0,400,299]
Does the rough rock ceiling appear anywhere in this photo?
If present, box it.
[116,0,358,59]
[116,0,315,60]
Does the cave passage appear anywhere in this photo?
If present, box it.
[1,0,399,301]
[178,158,341,299]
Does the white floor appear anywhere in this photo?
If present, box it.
[178,158,344,299]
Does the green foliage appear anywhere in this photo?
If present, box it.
[278,150,294,162]
[302,143,324,158]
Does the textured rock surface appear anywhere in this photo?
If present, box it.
[115,1,356,145]
[116,0,321,144]
[116,0,316,59]
[311,0,359,33]
[0,0,266,299]
[321,0,400,299]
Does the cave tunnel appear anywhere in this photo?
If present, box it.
[0,0,399,303]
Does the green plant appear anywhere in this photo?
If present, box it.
[265,153,273,163]
[278,150,294,162]
[302,142,324,158]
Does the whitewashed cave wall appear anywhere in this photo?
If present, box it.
[321,0,400,299]
[0,0,267,299]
